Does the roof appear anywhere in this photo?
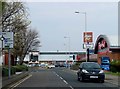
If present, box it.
[110,46,120,53]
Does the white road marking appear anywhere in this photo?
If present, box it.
[53,71,74,89]
[69,85,74,89]
[63,80,68,84]
[60,76,63,80]
[10,74,32,89]
[53,71,60,77]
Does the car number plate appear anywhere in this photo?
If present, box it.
[90,76,98,78]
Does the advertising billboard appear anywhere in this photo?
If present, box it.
[94,35,110,54]
[83,32,93,43]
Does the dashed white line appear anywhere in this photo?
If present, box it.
[69,85,74,89]
[53,71,60,77]
[53,71,74,89]
[63,80,68,84]
[60,76,63,80]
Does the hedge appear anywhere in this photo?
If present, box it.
[2,66,16,76]
[12,65,28,72]
[70,61,82,70]
[2,65,28,77]
[110,60,120,73]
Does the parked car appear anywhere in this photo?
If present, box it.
[40,63,48,68]
[47,64,55,69]
[77,62,105,83]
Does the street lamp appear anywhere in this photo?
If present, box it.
[64,36,70,68]
[75,11,89,62]
[75,11,87,32]
[64,43,67,67]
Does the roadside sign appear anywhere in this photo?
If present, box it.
[83,43,94,49]
[0,32,14,48]
[89,49,94,54]
[83,32,93,43]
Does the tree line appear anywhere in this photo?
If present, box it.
[0,0,40,65]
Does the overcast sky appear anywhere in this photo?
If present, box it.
[26,1,118,52]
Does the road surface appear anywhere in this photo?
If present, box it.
[11,67,118,89]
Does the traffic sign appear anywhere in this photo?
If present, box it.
[83,43,94,49]
[0,32,14,48]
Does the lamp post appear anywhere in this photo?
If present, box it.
[75,11,87,32]
[75,11,89,62]
[64,43,67,67]
[64,36,70,68]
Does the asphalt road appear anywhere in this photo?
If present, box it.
[12,67,118,89]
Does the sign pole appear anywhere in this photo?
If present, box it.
[83,32,93,62]
[0,32,13,79]
[1,35,4,65]
[8,48,11,79]
[87,48,89,62]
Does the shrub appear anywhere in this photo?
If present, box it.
[2,67,8,76]
[2,65,28,77]
[2,66,16,77]
[11,66,16,74]
[70,61,82,70]
[110,60,120,72]
[13,65,28,72]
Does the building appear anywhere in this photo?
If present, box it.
[94,35,120,65]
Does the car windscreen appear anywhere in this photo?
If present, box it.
[83,63,101,69]
[101,63,110,65]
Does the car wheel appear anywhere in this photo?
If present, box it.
[78,77,80,81]
[77,74,80,81]
[80,75,84,82]
[100,80,104,83]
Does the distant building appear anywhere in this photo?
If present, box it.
[29,51,39,64]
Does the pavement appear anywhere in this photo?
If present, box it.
[1,71,29,89]
[105,73,119,87]
[0,76,2,89]
[0,67,2,89]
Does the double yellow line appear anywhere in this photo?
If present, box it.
[8,74,32,89]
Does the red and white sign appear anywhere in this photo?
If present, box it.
[83,32,93,43]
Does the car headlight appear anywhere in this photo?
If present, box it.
[82,69,89,73]
[99,70,104,74]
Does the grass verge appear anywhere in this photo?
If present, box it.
[105,71,120,76]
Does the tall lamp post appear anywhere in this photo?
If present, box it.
[64,36,70,68]
[75,11,87,32]
[75,11,89,62]
[64,43,67,67]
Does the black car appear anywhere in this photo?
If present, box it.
[77,62,105,83]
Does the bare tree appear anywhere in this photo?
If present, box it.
[2,2,27,32]
[1,1,40,65]
[18,28,40,65]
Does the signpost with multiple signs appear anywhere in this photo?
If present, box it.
[0,32,14,48]
[0,32,14,79]
[83,32,93,62]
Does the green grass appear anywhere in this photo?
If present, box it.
[105,71,120,76]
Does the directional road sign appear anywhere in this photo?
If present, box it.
[0,32,14,48]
